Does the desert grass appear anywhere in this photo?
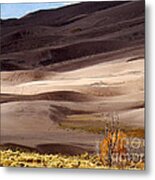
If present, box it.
[0,149,144,170]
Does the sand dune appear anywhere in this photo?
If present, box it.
[0,1,144,154]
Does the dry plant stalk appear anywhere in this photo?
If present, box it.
[100,112,127,167]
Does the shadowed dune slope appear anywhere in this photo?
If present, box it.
[0,91,92,103]
[0,1,144,71]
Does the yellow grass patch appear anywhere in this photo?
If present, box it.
[0,149,144,170]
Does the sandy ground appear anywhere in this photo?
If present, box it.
[1,54,144,154]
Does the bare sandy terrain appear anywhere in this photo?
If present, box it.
[0,1,145,155]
